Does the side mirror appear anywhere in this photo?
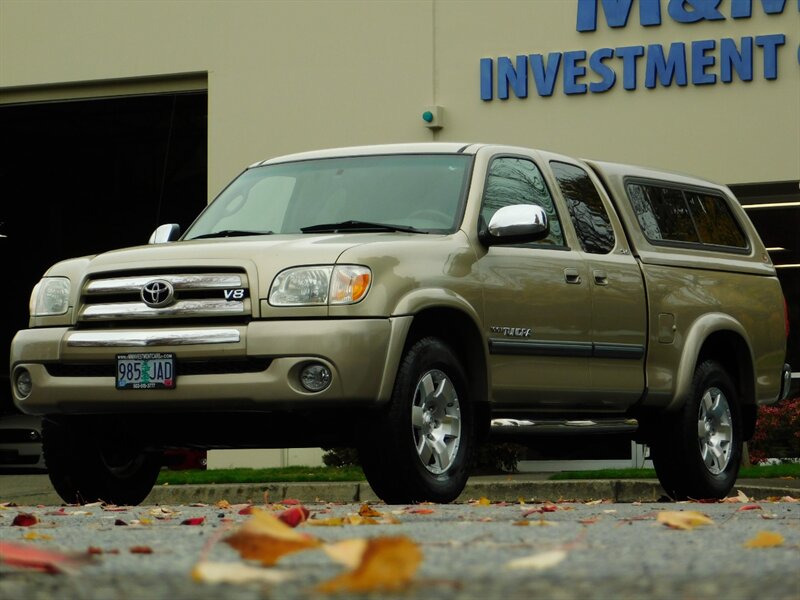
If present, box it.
[479,205,549,246]
[148,224,181,244]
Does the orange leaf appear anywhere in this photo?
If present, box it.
[657,511,713,530]
[358,503,383,518]
[317,536,421,593]
[406,508,435,515]
[181,517,205,526]
[224,508,321,566]
[215,500,231,510]
[476,497,491,506]
[743,531,785,548]
[737,504,763,512]
[129,546,153,554]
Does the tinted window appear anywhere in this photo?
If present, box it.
[627,182,747,249]
[686,192,747,248]
[551,161,615,254]
[481,157,564,246]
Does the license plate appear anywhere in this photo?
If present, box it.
[116,353,175,389]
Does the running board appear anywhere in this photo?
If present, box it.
[490,418,639,436]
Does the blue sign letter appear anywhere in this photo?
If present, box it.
[645,42,688,87]
[720,37,754,82]
[529,53,563,97]
[616,45,645,89]
[755,33,785,79]
[563,51,589,94]
[589,48,617,92]
[498,56,529,100]
[577,0,661,31]
[691,39,717,84]
[480,58,493,100]
[668,0,725,23]
[731,0,787,18]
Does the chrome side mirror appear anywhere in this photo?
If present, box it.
[148,224,181,244]
[480,205,549,246]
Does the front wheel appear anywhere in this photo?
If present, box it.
[43,417,162,506]
[358,337,474,503]
[650,360,742,500]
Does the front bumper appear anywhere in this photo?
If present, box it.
[10,317,411,415]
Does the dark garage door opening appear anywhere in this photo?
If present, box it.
[0,91,208,411]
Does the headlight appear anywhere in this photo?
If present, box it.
[269,265,371,306]
[30,277,71,316]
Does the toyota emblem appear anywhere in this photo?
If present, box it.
[141,279,175,308]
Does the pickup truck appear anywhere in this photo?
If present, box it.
[10,143,792,505]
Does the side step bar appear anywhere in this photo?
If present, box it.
[490,418,639,436]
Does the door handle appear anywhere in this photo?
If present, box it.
[564,268,582,284]
[593,270,608,286]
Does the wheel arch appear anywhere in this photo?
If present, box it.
[402,305,490,437]
[672,314,757,439]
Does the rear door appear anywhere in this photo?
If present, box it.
[549,158,647,409]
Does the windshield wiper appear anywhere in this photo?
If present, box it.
[300,220,425,234]
[187,229,274,240]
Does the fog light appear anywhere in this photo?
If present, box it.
[15,369,32,399]
[300,363,332,392]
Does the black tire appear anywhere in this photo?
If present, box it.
[650,360,742,500]
[358,337,474,503]
[43,417,162,506]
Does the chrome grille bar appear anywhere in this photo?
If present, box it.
[67,329,241,347]
[85,274,245,295]
[79,300,247,321]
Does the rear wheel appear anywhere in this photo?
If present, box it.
[359,337,474,503]
[43,417,162,506]
[651,360,742,500]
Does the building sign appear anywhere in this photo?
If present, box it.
[480,0,798,100]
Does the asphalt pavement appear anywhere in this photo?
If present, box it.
[1,472,798,506]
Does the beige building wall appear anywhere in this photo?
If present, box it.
[2,0,798,195]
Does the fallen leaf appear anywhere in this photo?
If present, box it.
[45,508,69,517]
[317,536,421,593]
[192,561,293,584]
[12,513,39,527]
[347,515,379,526]
[181,517,205,526]
[224,508,321,566]
[584,499,604,506]
[737,504,763,512]
[406,508,435,515]
[283,498,301,505]
[129,546,153,554]
[476,497,491,506]
[522,504,558,517]
[277,506,310,528]
[238,505,254,515]
[512,520,530,527]
[0,541,92,574]
[323,538,369,569]
[579,518,599,525]
[722,490,751,504]
[215,500,231,510]
[358,504,383,518]
[22,532,53,541]
[657,511,714,530]
[102,505,129,512]
[743,531,785,548]
[307,517,346,527]
[779,496,798,503]
[506,549,568,571]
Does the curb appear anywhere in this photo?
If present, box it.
[140,479,797,505]
[5,478,797,506]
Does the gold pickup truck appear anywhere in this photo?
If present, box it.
[10,143,792,505]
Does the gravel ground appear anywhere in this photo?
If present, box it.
[1,500,799,600]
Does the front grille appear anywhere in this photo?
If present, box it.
[78,271,252,325]
[45,359,272,378]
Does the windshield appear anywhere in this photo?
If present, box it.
[184,154,472,239]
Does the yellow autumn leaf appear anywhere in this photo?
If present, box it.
[22,531,53,541]
[657,510,714,530]
[317,536,422,593]
[743,531,785,548]
[223,507,321,566]
[477,497,491,506]
[323,539,369,569]
[506,549,567,571]
[192,561,293,584]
